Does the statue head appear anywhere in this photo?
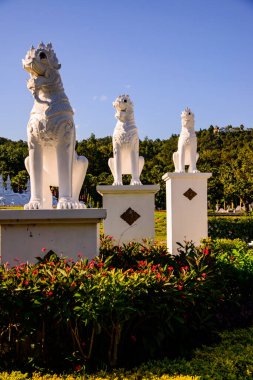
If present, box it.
[22,42,61,77]
[113,94,134,122]
[181,107,195,129]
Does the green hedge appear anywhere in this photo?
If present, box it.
[208,216,253,242]
[132,326,253,380]
[1,238,253,373]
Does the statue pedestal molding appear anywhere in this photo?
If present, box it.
[162,172,211,254]
[0,209,106,266]
[97,185,160,244]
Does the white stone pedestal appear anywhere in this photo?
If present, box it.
[162,173,211,254]
[97,185,160,244]
[0,209,106,266]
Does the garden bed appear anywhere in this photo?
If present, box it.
[1,237,253,376]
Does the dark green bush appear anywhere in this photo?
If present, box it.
[0,240,223,372]
[134,326,253,380]
[1,238,253,373]
[209,238,253,328]
[208,216,253,242]
[99,236,173,269]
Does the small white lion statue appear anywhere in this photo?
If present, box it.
[173,107,199,173]
[108,95,144,185]
[22,42,88,209]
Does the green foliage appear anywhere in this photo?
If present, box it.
[208,216,253,242]
[0,140,28,181]
[134,327,253,380]
[99,235,172,269]
[202,238,253,329]
[1,238,253,376]
[11,170,29,192]
[212,238,253,273]
[0,241,224,372]
[2,237,253,373]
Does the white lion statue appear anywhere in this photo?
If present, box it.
[108,95,144,185]
[173,107,199,173]
[22,42,88,209]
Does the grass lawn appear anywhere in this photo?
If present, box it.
[155,210,166,243]
[0,206,23,210]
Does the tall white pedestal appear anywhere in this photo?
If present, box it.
[97,185,160,244]
[162,173,211,254]
[0,209,106,266]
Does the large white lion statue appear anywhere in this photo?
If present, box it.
[173,107,199,173]
[108,95,144,185]
[22,42,88,209]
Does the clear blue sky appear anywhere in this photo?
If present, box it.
[0,0,252,141]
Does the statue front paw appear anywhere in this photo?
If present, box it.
[24,200,41,210]
[130,179,142,185]
[57,198,86,209]
[76,201,87,209]
[113,181,123,186]
[57,198,75,209]
[192,169,200,173]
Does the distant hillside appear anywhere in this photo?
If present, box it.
[0,126,252,210]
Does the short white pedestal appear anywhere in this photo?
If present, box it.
[162,173,211,254]
[0,209,106,266]
[97,185,160,244]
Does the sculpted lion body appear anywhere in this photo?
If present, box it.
[108,95,144,185]
[23,43,88,209]
[173,108,199,173]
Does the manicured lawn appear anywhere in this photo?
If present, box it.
[155,210,166,243]
[0,206,23,210]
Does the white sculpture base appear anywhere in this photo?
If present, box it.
[162,172,211,254]
[0,209,106,266]
[97,185,160,244]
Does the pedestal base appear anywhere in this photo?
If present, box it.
[97,185,160,244]
[0,209,106,266]
[162,172,211,254]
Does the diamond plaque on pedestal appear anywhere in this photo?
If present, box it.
[120,207,140,225]
[183,188,197,201]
